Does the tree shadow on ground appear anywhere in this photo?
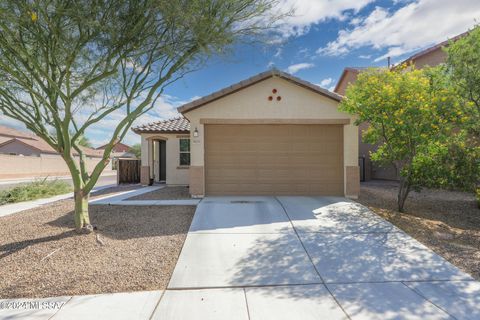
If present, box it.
[0,230,78,259]
[227,225,476,318]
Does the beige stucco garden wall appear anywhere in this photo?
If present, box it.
[183,76,359,197]
[140,133,189,185]
[0,154,113,179]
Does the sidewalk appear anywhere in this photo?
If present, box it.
[0,290,163,320]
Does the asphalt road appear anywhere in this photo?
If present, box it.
[0,174,117,191]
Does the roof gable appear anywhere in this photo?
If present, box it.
[177,69,343,114]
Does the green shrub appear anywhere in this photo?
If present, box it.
[0,179,72,205]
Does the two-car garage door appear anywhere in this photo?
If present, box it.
[204,124,344,196]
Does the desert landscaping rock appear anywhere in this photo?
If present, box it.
[0,187,195,298]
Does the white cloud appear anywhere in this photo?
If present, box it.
[271,0,375,38]
[285,63,314,74]
[358,54,372,59]
[319,77,333,87]
[317,0,480,61]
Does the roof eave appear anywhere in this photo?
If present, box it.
[177,70,343,115]
[132,129,190,135]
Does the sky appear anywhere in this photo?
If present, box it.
[1,0,479,147]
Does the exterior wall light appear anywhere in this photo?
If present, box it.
[193,127,199,137]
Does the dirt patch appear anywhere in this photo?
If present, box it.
[0,190,195,298]
[358,180,480,280]
[127,186,191,200]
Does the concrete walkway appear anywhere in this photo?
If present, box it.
[89,185,200,206]
[1,196,479,319]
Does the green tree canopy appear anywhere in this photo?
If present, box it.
[340,66,461,212]
[446,26,480,137]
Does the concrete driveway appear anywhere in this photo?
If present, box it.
[153,196,479,320]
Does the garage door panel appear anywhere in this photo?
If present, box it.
[205,124,344,196]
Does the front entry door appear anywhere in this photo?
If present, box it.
[159,140,166,181]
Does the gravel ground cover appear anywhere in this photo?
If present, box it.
[127,186,191,200]
[0,186,195,298]
[358,180,480,280]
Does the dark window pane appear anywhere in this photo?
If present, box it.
[180,153,190,166]
[180,139,190,152]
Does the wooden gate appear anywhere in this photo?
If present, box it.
[117,159,141,184]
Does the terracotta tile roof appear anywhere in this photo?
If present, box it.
[132,117,190,134]
[177,69,343,114]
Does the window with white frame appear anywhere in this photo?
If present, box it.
[179,138,190,166]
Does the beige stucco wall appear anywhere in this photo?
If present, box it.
[0,153,113,179]
[183,76,359,197]
[412,47,447,69]
[140,133,189,185]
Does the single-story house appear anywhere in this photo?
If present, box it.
[96,142,136,168]
[0,125,111,179]
[334,30,469,181]
[133,70,359,198]
[96,142,132,153]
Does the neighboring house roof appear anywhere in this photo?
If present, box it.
[132,117,190,134]
[0,137,58,154]
[334,30,471,94]
[96,142,131,153]
[177,69,343,114]
[397,30,469,67]
[0,137,103,157]
[334,67,368,93]
[0,125,103,157]
[0,125,37,140]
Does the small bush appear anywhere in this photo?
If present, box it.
[0,179,72,205]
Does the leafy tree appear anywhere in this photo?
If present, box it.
[446,25,480,137]
[340,66,461,212]
[0,0,281,232]
[129,143,141,158]
[445,26,480,202]
[411,133,480,192]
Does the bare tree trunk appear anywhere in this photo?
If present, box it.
[397,178,411,212]
[74,189,92,232]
